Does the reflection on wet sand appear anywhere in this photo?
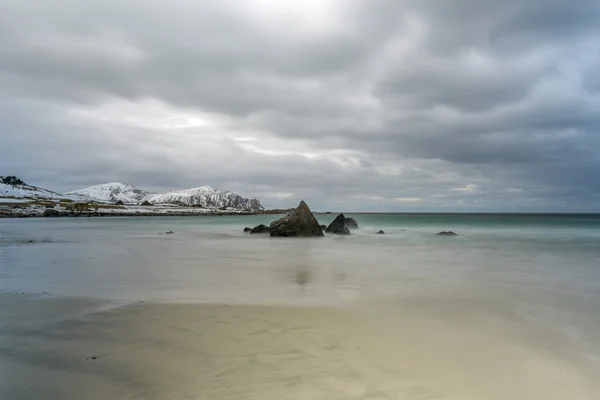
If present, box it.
[292,268,312,287]
[1,294,599,400]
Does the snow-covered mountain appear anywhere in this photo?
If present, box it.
[146,186,263,210]
[1,176,264,210]
[65,182,149,204]
[0,176,87,201]
[66,182,264,210]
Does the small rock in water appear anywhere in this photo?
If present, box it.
[320,225,327,231]
[243,227,252,233]
[377,230,385,234]
[43,209,60,217]
[249,224,271,234]
[437,231,458,236]
[345,218,359,230]
[325,214,351,235]
[165,231,174,235]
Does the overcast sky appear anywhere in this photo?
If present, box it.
[1,0,599,211]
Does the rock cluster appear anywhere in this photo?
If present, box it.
[437,231,458,236]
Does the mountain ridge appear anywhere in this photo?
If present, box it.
[66,182,264,210]
[65,182,150,204]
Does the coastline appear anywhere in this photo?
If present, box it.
[0,205,289,218]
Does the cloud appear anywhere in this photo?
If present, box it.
[1,0,599,211]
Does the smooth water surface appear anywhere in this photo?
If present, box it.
[1,214,600,349]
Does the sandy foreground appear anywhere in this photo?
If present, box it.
[1,294,599,400]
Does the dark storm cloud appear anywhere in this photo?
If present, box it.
[1,0,599,211]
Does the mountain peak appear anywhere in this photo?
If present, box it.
[92,182,135,188]
[0,176,26,186]
[188,185,216,192]
[65,182,150,204]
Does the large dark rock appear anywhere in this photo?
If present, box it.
[437,231,458,236]
[243,227,252,233]
[345,218,359,230]
[377,230,385,234]
[43,209,60,217]
[141,200,152,206]
[269,201,324,237]
[320,225,327,231]
[325,214,351,235]
[249,224,271,234]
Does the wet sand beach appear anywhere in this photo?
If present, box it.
[2,293,599,400]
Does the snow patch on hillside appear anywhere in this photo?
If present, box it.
[65,182,149,203]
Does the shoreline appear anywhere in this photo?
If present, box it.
[0,207,289,219]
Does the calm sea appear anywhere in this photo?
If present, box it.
[2,213,600,352]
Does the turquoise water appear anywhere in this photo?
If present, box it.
[1,213,599,300]
[353,212,600,230]
[1,213,600,354]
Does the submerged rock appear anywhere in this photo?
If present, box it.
[325,214,351,235]
[437,231,458,236]
[249,224,271,234]
[269,201,324,237]
[243,227,252,233]
[345,218,359,230]
[377,230,385,234]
